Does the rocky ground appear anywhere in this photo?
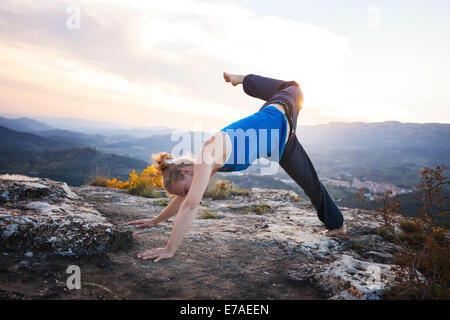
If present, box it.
[0,174,402,300]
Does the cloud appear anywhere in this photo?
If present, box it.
[0,0,352,129]
[318,100,412,122]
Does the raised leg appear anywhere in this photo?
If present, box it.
[223,72,245,86]
[239,73,303,139]
[241,74,292,101]
[223,72,301,103]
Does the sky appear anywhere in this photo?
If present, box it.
[0,0,449,131]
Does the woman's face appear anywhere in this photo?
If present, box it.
[170,167,194,196]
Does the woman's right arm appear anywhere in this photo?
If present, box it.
[126,195,185,228]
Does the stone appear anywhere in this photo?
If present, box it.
[0,175,131,257]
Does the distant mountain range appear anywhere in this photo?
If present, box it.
[0,120,149,185]
[0,115,448,216]
[0,115,175,137]
[32,115,175,137]
[2,115,448,159]
[298,121,450,151]
[0,125,83,151]
[0,116,53,132]
[0,115,193,161]
[0,146,148,186]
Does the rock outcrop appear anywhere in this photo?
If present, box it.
[0,174,403,300]
[0,174,131,256]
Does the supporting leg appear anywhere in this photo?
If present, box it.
[279,135,344,231]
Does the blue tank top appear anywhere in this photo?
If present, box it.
[218,105,288,172]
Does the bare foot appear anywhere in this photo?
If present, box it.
[223,72,244,86]
[318,223,347,237]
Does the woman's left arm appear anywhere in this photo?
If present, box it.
[137,135,222,262]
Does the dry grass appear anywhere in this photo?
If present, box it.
[204,179,250,200]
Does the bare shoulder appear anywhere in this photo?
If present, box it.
[199,131,231,170]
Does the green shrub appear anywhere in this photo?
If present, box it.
[377,226,395,241]
[201,211,218,219]
[231,187,251,197]
[204,179,250,200]
[246,203,273,214]
[154,199,171,206]
[88,175,109,187]
[290,194,303,202]
[381,165,450,300]
[128,180,163,198]
[349,241,366,251]
[305,203,314,209]
[397,232,426,249]
[399,220,424,234]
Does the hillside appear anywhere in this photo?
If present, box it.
[0,175,406,300]
[0,147,148,186]
[0,125,83,151]
[298,121,450,151]
[0,116,53,132]
[31,128,105,147]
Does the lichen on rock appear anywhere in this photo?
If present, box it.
[0,175,131,257]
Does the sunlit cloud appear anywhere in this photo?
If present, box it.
[0,0,446,129]
[0,41,247,123]
[318,100,412,122]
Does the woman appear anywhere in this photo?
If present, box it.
[127,72,346,262]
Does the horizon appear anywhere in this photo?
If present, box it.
[1,112,449,134]
[0,1,449,131]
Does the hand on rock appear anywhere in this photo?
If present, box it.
[137,247,174,262]
[126,218,157,229]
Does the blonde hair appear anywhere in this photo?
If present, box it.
[152,152,194,192]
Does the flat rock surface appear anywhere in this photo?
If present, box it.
[0,175,402,300]
[0,175,131,256]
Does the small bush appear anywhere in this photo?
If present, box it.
[246,203,273,214]
[205,180,230,200]
[349,241,366,251]
[106,177,129,189]
[231,187,251,197]
[305,203,314,209]
[201,211,218,219]
[107,165,164,198]
[88,175,109,187]
[376,165,450,300]
[204,179,250,200]
[377,226,395,241]
[154,199,171,206]
[128,180,163,198]
[399,220,424,234]
[397,232,426,249]
[290,194,303,202]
